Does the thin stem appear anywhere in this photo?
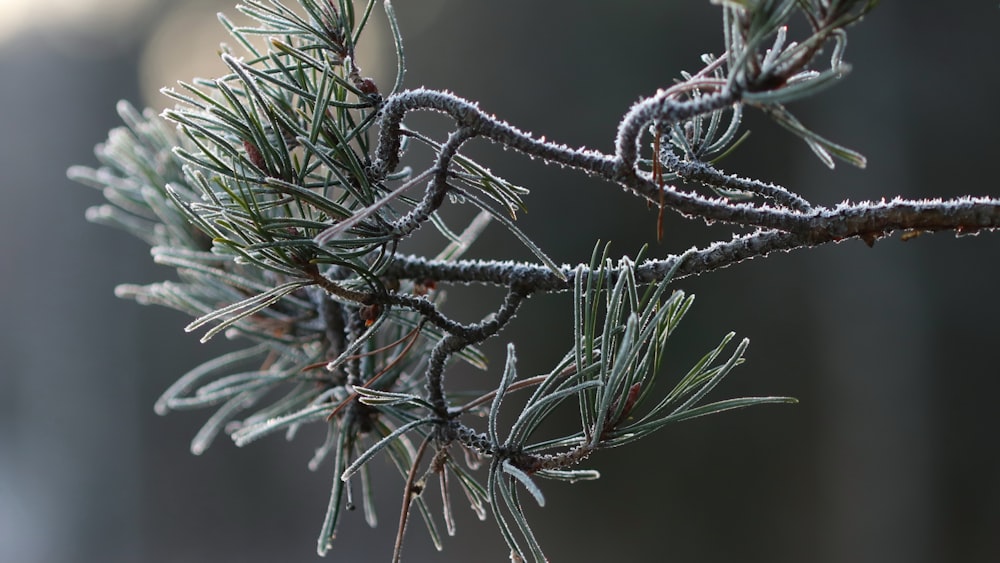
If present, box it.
[392,433,434,563]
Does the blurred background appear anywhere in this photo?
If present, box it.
[2,1,998,562]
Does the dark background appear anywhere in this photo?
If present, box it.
[2,1,998,562]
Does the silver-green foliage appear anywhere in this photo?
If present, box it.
[70,0,1000,560]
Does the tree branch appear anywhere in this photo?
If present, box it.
[382,196,1000,291]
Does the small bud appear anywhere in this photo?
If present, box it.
[359,303,382,326]
[243,140,267,172]
[382,277,401,292]
[357,77,379,97]
[413,279,436,296]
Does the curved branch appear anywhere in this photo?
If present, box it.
[614,88,738,175]
[368,87,830,238]
[388,127,477,238]
[384,286,527,341]
[663,153,814,212]
[422,287,530,414]
[371,88,616,180]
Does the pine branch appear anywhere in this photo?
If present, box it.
[381,196,1000,292]
[68,0,998,560]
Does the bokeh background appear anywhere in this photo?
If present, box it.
[2,1,999,562]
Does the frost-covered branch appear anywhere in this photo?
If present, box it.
[68,0,997,561]
[381,195,1000,292]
